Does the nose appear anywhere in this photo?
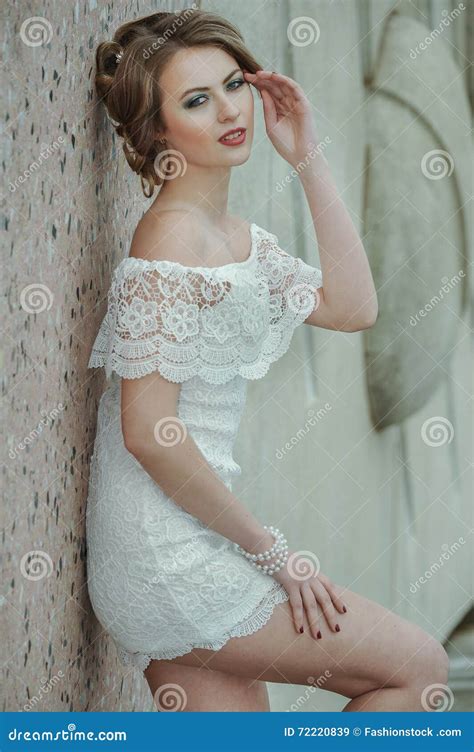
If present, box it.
[216,93,240,123]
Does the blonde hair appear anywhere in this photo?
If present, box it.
[95,9,262,198]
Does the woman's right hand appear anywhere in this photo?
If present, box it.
[271,549,347,639]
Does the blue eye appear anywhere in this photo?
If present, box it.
[185,78,246,109]
[228,78,245,89]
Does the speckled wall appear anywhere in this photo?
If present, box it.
[2,0,191,713]
[3,0,472,713]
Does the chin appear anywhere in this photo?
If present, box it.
[222,149,251,165]
[216,141,253,165]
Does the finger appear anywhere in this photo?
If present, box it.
[267,71,306,98]
[317,574,348,615]
[260,88,278,130]
[246,78,283,107]
[256,81,285,101]
[300,584,322,640]
[246,72,286,100]
[288,590,305,634]
[311,579,341,633]
[255,70,305,98]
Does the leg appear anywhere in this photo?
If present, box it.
[159,583,449,711]
[144,660,270,711]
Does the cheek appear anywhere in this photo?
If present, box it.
[239,87,254,125]
[169,110,216,150]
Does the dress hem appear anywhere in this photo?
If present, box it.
[114,582,290,673]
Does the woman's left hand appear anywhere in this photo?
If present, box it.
[244,69,320,168]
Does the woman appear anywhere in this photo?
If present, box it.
[87,9,449,712]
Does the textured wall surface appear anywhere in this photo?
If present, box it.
[3,0,472,712]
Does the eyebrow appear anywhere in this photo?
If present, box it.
[179,68,243,100]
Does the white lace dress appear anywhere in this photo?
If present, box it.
[86,223,323,672]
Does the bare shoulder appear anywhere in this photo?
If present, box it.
[129,209,206,265]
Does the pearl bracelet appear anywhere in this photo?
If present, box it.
[235,525,289,576]
[235,526,285,561]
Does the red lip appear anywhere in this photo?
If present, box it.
[218,127,247,145]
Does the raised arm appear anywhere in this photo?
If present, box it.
[244,69,378,332]
[298,154,378,332]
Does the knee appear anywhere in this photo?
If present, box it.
[411,636,450,688]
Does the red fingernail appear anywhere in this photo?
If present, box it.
[343,605,347,613]
[299,626,304,633]
[317,630,322,639]
[335,624,340,632]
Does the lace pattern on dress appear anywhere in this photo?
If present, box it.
[114,581,289,672]
[87,225,322,384]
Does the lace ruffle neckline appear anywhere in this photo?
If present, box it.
[115,222,259,277]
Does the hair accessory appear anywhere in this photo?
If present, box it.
[115,49,123,64]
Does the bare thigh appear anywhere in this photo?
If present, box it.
[144,661,270,712]
[153,583,448,700]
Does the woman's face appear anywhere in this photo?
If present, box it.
[157,45,254,168]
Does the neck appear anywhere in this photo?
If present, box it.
[152,162,232,224]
